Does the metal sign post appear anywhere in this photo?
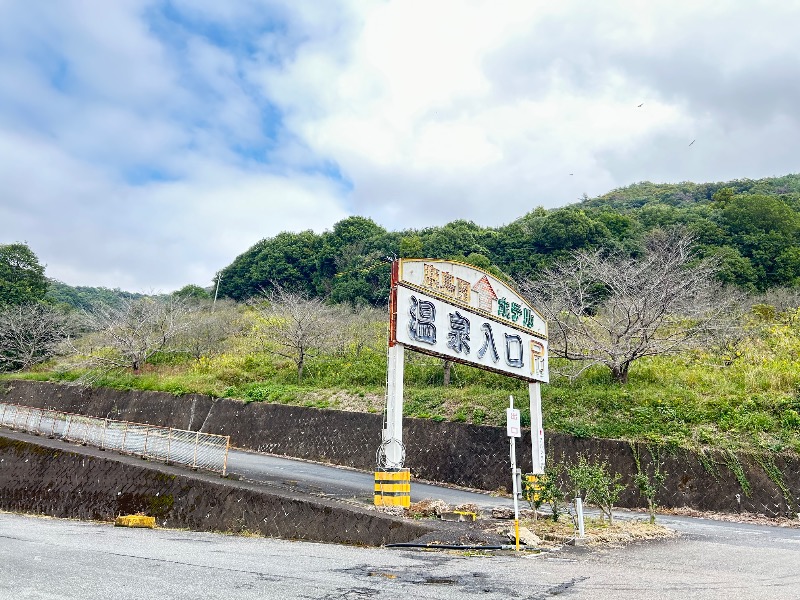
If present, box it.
[507,396,522,551]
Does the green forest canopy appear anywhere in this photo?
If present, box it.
[217,173,800,306]
[0,243,48,306]
[45,280,144,310]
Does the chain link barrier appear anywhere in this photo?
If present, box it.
[0,401,229,475]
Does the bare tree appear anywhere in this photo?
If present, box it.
[0,303,74,371]
[174,299,246,361]
[74,296,189,373]
[749,287,800,319]
[338,304,386,356]
[524,229,731,383]
[249,286,344,382]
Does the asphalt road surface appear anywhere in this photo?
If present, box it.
[4,441,800,598]
[3,509,800,600]
[225,447,508,508]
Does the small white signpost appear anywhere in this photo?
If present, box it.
[376,259,550,508]
[507,396,522,551]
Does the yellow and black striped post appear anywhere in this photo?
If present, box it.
[374,468,411,508]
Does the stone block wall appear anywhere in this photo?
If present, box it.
[2,379,798,516]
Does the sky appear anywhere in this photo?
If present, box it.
[1,0,799,292]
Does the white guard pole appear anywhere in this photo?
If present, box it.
[384,343,405,467]
[575,497,586,538]
[529,382,545,474]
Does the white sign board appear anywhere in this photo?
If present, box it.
[395,259,547,338]
[394,286,549,382]
[506,408,521,437]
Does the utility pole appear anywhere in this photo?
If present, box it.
[212,272,222,312]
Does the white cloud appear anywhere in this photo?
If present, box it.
[0,127,347,290]
[0,0,351,290]
[1,0,799,290]
[259,0,800,228]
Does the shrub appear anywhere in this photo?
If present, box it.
[567,455,626,524]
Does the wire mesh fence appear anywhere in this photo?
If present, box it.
[0,401,229,475]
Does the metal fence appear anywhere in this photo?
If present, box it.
[0,402,229,475]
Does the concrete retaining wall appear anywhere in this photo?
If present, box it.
[2,379,798,517]
[0,429,432,546]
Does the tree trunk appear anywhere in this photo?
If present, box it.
[442,360,452,387]
[648,499,656,524]
[610,363,629,384]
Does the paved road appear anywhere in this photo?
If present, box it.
[226,447,507,509]
[4,437,800,598]
[2,510,800,599]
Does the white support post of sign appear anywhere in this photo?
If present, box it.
[529,382,546,475]
[507,396,521,551]
[383,342,405,468]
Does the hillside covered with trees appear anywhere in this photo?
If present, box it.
[217,173,800,305]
